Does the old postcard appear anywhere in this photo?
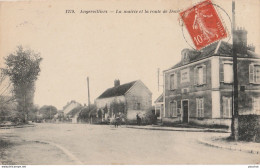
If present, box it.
[0,0,260,166]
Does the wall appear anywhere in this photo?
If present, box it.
[164,58,213,123]
[189,118,231,128]
[95,96,125,109]
[219,57,260,90]
[125,81,152,121]
[164,58,212,98]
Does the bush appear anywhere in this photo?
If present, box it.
[238,115,260,142]
[142,109,157,125]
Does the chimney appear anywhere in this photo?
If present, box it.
[233,27,247,56]
[114,79,120,87]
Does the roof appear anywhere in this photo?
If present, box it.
[97,80,137,99]
[63,100,81,110]
[66,106,83,117]
[167,41,260,70]
[154,94,163,103]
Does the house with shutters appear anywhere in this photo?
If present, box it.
[162,28,260,127]
[95,80,152,123]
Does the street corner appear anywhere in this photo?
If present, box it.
[198,135,260,155]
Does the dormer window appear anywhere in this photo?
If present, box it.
[181,49,190,65]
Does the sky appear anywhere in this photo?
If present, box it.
[0,0,259,110]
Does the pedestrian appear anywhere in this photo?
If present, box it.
[138,117,141,126]
[115,115,120,128]
[136,114,139,125]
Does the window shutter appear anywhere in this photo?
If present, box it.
[174,73,177,89]
[202,98,204,117]
[220,63,224,82]
[222,97,225,118]
[194,67,198,85]
[249,64,254,83]
[196,99,198,117]
[223,97,226,118]
[203,65,207,84]
[168,75,171,90]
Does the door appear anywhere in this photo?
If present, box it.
[182,100,189,123]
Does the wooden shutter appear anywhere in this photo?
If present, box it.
[196,98,198,117]
[168,75,171,90]
[249,64,254,83]
[203,65,207,84]
[174,73,177,89]
[220,63,224,82]
[223,97,226,118]
[194,67,198,85]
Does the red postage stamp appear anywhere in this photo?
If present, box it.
[180,0,227,50]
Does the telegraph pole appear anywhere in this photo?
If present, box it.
[158,68,160,92]
[231,0,239,141]
[87,77,91,123]
[87,77,91,110]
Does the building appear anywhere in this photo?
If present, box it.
[62,100,82,116]
[162,28,260,127]
[154,94,163,120]
[95,80,152,122]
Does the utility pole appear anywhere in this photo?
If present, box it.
[158,68,160,92]
[231,0,239,141]
[87,77,91,123]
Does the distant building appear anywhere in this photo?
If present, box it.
[95,80,152,122]
[163,28,260,127]
[63,100,82,116]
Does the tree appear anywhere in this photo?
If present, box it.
[1,46,42,123]
[39,105,57,120]
[78,105,96,122]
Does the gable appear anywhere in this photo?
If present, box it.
[125,80,152,97]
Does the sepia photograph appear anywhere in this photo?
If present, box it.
[0,0,260,166]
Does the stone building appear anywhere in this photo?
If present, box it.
[162,28,260,127]
[95,80,152,122]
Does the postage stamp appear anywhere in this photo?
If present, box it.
[180,0,227,50]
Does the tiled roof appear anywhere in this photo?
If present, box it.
[169,41,260,70]
[97,81,137,99]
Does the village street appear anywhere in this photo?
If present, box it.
[0,123,259,165]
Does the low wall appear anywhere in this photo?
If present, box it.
[238,115,260,142]
[162,117,181,125]
[189,118,231,128]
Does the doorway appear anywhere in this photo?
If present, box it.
[182,100,189,123]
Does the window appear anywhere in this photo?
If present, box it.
[170,73,176,90]
[249,64,260,84]
[198,67,203,85]
[136,103,141,110]
[134,103,141,110]
[223,63,233,83]
[194,65,206,85]
[181,68,190,83]
[253,97,260,115]
[169,101,177,117]
[196,98,204,118]
[222,97,232,118]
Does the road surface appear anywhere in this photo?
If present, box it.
[0,123,259,164]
